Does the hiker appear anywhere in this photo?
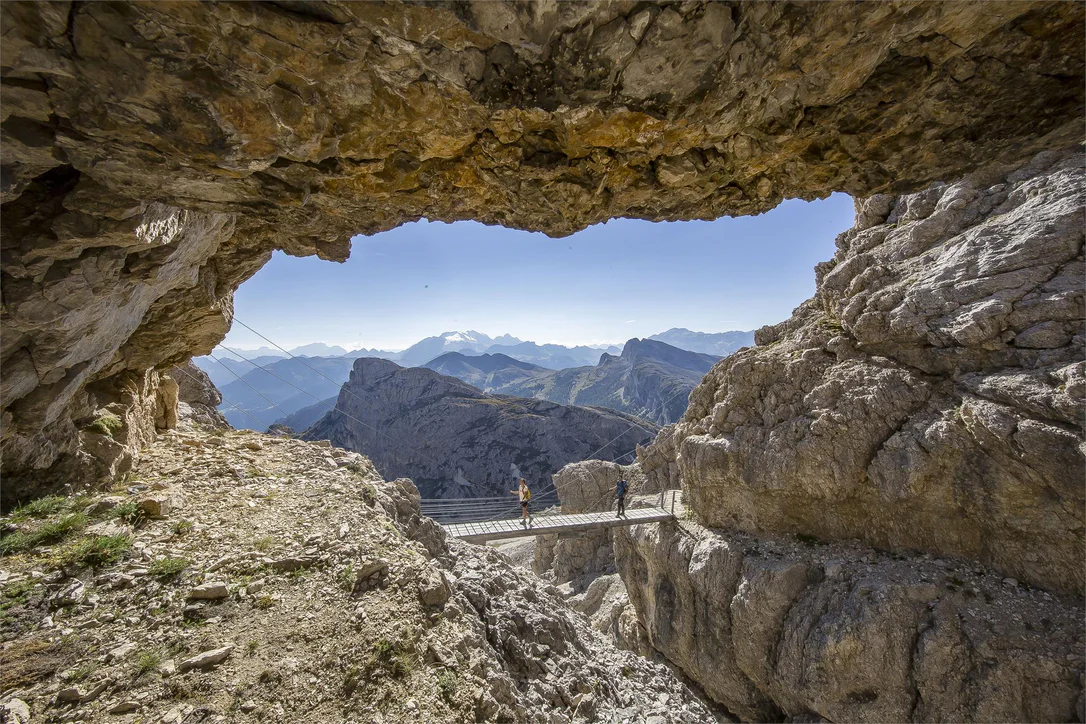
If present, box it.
[510,478,533,528]
[615,477,628,518]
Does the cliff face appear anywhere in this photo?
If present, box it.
[615,519,1084,723]
[648,150,1084,593]
[303,358,657,498]
[610,150,1085,720]
[2,1,1084,500]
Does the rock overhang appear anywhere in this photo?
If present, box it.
[1,0,1084,500]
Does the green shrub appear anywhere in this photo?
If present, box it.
[149,557,189,579]
[113,501,143,524]
[170,519,194,536]
[437,670,458,700]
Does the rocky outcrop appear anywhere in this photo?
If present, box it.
[169,361,229,430]
[481,339,720,425]
[614,518,1085,722]
[2,1,1084,499]
[304,358,657,499]
[650,150,1084,594]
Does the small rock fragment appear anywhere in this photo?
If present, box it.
[106,641,137,662]
[1,699,31,724]
[179,644,234,672]
[50,579,86,608]
[187,582,229,600]
[109,700,140,714]
[55,686,82,704]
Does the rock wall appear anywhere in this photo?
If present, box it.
[614,519,1084,722]
[169,361,230,430]
[2,1,1084,501]
[652,150,1084,593]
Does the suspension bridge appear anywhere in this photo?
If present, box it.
[422,489,680,543]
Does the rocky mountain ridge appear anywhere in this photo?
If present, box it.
[647,329,755,357]
[303,358,658,499]
[427,339,720,425]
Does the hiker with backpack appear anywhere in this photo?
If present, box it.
[511,478,533,528]
[616,477,628,518]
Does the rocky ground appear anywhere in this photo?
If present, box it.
[0,429,723,723]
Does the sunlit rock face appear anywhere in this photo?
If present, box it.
[652,150,1085,594]
[614,519,1085,722]
[1,1,1083,500]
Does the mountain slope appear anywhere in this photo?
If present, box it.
[648,328,754,356]
[216,356,356,430]
[397,331,504,366]
[273,395,337,433]
[303,358,658,499]
[423,352,547,389]
[435,339,719,425]
[484,341,619,369]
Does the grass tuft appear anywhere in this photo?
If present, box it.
[135,650,162,678]
[54,534,131,570]
[149,557,189,579]
[9,495,67,521]
[0,512,89,556]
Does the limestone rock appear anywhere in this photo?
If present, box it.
[303,358,656,498]
[650,150,1085,593]
[179,644,234,672]
[615,519,1085,722]
[0,699,30,724]
[2,1,1083,501]
[186,582,229,600]
[171,362,230,430]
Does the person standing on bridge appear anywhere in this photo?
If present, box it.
[615,477,628,518]
[511,478,533,528]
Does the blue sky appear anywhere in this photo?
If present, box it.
[223,193,854,350]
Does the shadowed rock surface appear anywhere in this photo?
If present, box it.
[303,358,658,498]
[2,1,1084,499]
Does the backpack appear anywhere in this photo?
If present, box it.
[523,486,531,502]
[617,479,628,496]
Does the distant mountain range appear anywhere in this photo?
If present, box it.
[302,358,658,499]
[425,339,719,425]
[213,356,355,430]
[647,328,754,356]
[199,328,749,429]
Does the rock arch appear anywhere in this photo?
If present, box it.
[1,1,1083,501]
